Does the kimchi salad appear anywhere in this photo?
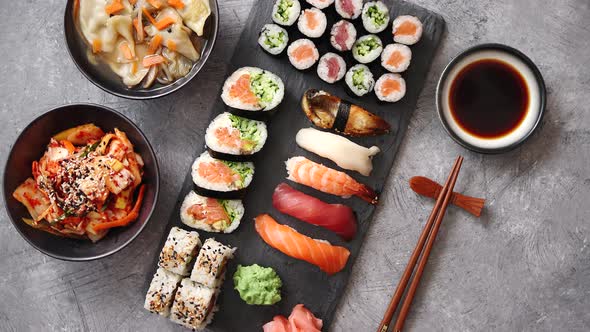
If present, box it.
[12,124,146,242]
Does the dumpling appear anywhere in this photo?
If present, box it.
[106,44,150,86]
[161,48,193,80]
[177,0,211,36]
[146,23,199,61]
[79,0,135,53]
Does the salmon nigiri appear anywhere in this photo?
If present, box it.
[255,214,350,275]
[285,156,378,204]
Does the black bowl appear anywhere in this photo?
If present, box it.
[64,0,219,99]
[2,104,160,261]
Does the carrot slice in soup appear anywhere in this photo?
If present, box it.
[92,39,102,53]
[142,54,166,67]
[148,34,163,54]
[155,16,176,30]
[167,0,185,9]
[166,40,177,52]
[119,42,134,60]
[105,0,125,15]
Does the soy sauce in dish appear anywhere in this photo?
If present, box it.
[449,59,529,138]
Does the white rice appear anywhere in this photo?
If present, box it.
[381,43,412,73]
[191,151,254,192]
[158,227,201,276]
[205,112,267,156]
[375,73,406,102]
[392,15,423,45]
[180,191,244,234]
[287,39,319,70]
[352,34,383,64]
[335,0,363,19]
[330,20,357,52]
[144,267,182,317]
[170,279,217,330]
[272,0,301,26]
[221,67,284,111]
[297,8,327,38]
[190,238,236,288]
[317,53,346,83]
[345,64,375,96]
[361,1,390,33]
[258,24,289,55]
[306,0,334,9]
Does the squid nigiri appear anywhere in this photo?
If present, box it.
[273,183,357,240]
[255,214,350,275]
[285,156,378,204]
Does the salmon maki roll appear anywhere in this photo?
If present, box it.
[205,112,267,160]
[288,39,320,70]
[191,151,254,198]
[330,20,357,52]
[285,156,378,204]
[255,214,350,275]
[180,191,244,233]
[272,0,301,26]
[306,0,334,9]
[375,73,406,102]
[335,0,362,19]
[381,43,412,73]
[297,8,327,38]
[392,15,423,45]
[221,67,284,112]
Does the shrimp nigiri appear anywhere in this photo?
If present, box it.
[254,214,350,275]
[285,156,378,204]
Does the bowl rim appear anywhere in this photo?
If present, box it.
[435,43,547,154]
[63,0,220,100]
[1,103,160,261]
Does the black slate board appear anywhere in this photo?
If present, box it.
[146,1,444,330]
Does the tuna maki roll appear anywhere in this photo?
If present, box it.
[297,8,327,38]
[345,64,375,97]
[330,20,357,52]
[191,151,254,199]
[272,0,301,26]
[258,24,289,55]
[352,34,383,63]
[221,67,284,115]
[317,53,346,83]
[361,1,390,33]
[375,73,406,102]
[180,191,244,233]
[205,112,267,160]
[335,0,362,19]
[306,0,334,9]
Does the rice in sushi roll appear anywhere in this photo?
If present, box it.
[330,20,357,52]
[361,1,390,33]
[144,268,182,317]
[375,73,406,102]
[158,227,202,276]
[221,67,284,112]
[352,34,383,64]
[170,279,218,330]
[272,0,301,26]
[335,0,362,19]
[392,15,423,45]
[205,112,267,160]
[345,64,375,97]
[180,191,244,233]
[191,151,255,198]
[258,24,289,55]
[287,39,319,70]
[306,0,334,9]
[190,238,236,288]
[297,8,327,38]
[381,43,412,73]
[317,53,346,83]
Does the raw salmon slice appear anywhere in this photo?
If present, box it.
[291,45,315,62]
[197,161,240,184]
[396,21,417,35]
[187,198,230,225]
[386,50,404,67]
[381,78,401,95]
[228,74,258,105]
[305,11,318,29]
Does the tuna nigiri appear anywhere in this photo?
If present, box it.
[285,156,378,204]
[263,304,323,332]
[272,183,357,240]
[255,214,350,275]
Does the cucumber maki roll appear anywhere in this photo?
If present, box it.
[272,0,301,26]
[180,191,244,233]
[205,112,268,161]
[191,151,254,199]
[345,64,375,97]
[258,24,289,55]
[352,34,383,64]
[361,1,390,33]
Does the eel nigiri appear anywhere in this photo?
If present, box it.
[301,89,391,136]
[296,127,380,176]
[255,214,350,275]
[286,156,378,204]
[273,183,357,240]
[263,304,323,332]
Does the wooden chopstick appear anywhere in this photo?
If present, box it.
[377,156,464,332]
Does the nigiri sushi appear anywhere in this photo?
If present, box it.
[273,183,357,240]
[255,214,350,275]
[263,304,323,332]
[286,156,378,204]
[296,127,380,176]
[301,89,391,136]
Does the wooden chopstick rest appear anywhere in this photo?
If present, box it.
[409,176,485,217]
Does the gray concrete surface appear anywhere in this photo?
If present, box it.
[1,0,589,331]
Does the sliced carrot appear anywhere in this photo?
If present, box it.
[92,39,102,53]
[131,62,138,74]
[129,0,137,4]
[142,54,167,67]
[147,0,162,9]
[154,16,176,30]
[61,140,76,154]
[92,185,146,231]
[166,39,177,52]
[105,0,124,15]
[148,34,163,54]
[119,41,134,60]
[142,7,158,25]
[167,0,185,9]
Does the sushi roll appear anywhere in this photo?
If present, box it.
[170,279,218,330]
[352,35,383,63]
[306,0,334,9]
[258,24,289,55]
[158,227,202,276]
[205,112,268,160]
[297,8,327,38]
[361,1,390,33]
[144,268,182,317]
[381,43,412,73]
[191,151,255,199]
[335,0,362,19]
[272,0,301,26]
[287,39,319,70]
[190,238,236,288]
[345,64,375,97]
[375,73,406,102]
[392,15,423,45]
[180,191,244,233]
[317,53,346,83]
[221,67,284,114]
[330,20,357,52]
